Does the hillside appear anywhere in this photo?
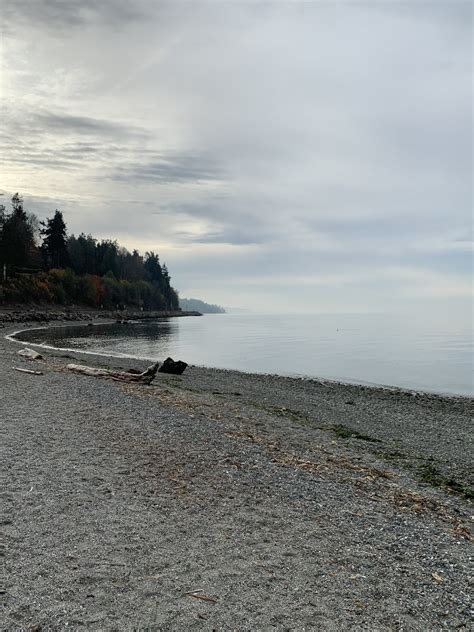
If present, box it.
[179,297,225,314]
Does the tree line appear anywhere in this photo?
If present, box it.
[179,297,225,314]
[0,193,179,310]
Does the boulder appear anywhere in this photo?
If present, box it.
[158,357,188,375]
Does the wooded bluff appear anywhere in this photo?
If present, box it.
[0,193,179,310]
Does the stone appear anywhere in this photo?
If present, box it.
[158,357,188,375]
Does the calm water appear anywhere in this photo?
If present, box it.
[15,313,473,396]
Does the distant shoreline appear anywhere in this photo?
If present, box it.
[5,319,473,403]
[0,306,202,324]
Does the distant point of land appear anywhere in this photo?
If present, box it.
[179,297,225,314]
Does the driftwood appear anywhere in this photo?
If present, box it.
[188,593,218,603]
[67,362,160,385]
[18,348,43,360]
[14,367,43,375]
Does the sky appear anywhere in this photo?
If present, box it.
[1,0,472,313]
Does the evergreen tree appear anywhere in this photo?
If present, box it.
[161,263,179,309]
[0,194,38,269]
[0,203,6,252]
[96,240,119,277]
[41,210,69,269]
[144,251,163,288]
[117,248,144,281]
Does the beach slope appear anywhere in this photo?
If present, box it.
[2,326,472,629]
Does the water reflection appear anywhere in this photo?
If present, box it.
[14,313,473,396]
[18,320,179,359]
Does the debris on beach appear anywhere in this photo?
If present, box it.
[67,362,160,384]
[13,367,43,375]
[158,357,188,375]
[187,591,218,603]
[18,348,43,360]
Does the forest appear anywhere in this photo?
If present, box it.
[0,193,179,310]
[179,297,225,314]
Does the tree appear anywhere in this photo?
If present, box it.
[0,193,38,270]
[96,239,119,277]
[117,247,144,282]
[0,203,6,253]
[41,210,69,269]
[161,263,179,309]
[144,251,163,287]
[67,233,97,276]
[1,193,182,310]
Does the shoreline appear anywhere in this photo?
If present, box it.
[0,306,202,324]
[4,320,473,495]
[2,320,472,628]
[6,319,473,402]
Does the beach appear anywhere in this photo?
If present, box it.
[2,322,472,630]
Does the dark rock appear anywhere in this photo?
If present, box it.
[158,357,188,375]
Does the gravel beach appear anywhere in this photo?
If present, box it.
[2,322,473,630]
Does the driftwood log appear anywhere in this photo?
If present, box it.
[67,362,160,385]
[13,367,43,375]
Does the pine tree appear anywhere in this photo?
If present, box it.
[0,194,38,269]
[41,210,69,269]
[144,252,163,288]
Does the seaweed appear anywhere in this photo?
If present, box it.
[417,461,473,501]
[330,424,381,443]
[266,406,314,426]
[379,449,408,461]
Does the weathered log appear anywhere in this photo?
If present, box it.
[13,367,43,375]
[18,348,43,360]
[158,357,188,375]
[67,362,160,384]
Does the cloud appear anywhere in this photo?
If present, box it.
[32,111,144,137]
[2,0,146,31]
[112,153,224,185]
[1,1,471,312]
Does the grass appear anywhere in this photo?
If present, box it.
[418,460,473,501]
[265,405,315,426]
[330,424,381,443]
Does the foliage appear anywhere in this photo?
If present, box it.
[0,193,180,310]
[40,210,69,269]
[0,193,39,269]
[179,297,226,313]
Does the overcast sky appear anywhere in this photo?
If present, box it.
[1,0,472,313]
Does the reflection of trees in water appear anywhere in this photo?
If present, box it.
[125,321,178,358]
[19,321,179,359]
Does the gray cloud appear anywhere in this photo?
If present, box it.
[32,111,144,137]
[2,108,144,141]
[112,153,224,185]
[2,0,146,31]
[1,1,471,312]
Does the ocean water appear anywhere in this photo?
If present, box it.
[15,312,473,396]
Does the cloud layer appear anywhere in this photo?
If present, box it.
[1,0,472,312]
